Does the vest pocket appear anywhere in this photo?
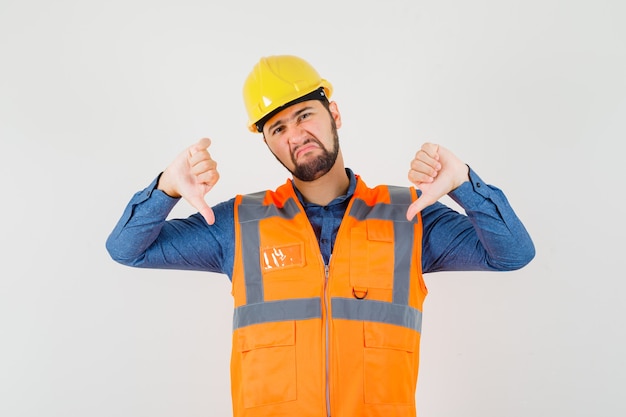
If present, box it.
[236,321,297,408]
[350,220,395,290]
[363,322,417,405]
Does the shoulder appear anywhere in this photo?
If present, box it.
[355,177,416,204]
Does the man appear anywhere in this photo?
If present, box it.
[106,55,535,417]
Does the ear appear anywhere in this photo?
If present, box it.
[328,101,342,129]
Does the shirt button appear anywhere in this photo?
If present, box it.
[476,182,481,188]
[323,206,329,211]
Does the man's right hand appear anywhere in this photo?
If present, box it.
[158,138,219,225]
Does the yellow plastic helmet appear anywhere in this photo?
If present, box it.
[243,55,333,133]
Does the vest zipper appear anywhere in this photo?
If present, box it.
[323,257,331,417]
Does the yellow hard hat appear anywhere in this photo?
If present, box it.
[243,55,333,133]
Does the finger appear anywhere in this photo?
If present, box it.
[420,142,440,160]
[408,163,438,184]
[412,150,441,173]
[406,195,435,221]
[200,206,216,226]
[188,195,216,225]
[189,138,212,156]
[189,146,216,167]
[190,158,218,176]
[195,169,220,189]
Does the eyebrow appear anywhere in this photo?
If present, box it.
[266,106,314,133]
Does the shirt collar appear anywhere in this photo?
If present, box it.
[292,168,357,208]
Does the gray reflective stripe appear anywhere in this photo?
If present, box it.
[388,185,414,206]
[241,221,264,304]
[349,199,411,222]
[332,297,422,333]
[233,298,322,330]
[348,186,416,223]
[389,186,415,305]
[393,221,413,305]
[238,193,300,223]
[235,187,420,333]
[238,193,301,304]
[349,186,417,306]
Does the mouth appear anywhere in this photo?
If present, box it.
[293,141,320,159]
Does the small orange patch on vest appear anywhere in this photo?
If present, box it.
[261,243,304,271]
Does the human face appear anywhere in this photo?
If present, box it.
[263,100,341,182]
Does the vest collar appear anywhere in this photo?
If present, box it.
[290,168,358,208]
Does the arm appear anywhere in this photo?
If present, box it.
[406,143,535,273]
[420,167,535,273]
[105,138,236,277]
[105,176,235,275]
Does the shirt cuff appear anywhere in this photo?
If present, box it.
[131,174,181,210]
[448,166,492,208]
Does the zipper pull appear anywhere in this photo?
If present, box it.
[323,255,330,281]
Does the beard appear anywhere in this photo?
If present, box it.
[272,123,340,182]
[291,132,339,181]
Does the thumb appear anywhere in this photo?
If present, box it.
[406,194,435,221]
[188,195,216,225]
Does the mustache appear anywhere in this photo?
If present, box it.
[292,138,323,158]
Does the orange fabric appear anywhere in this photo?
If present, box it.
[230,177,426,417]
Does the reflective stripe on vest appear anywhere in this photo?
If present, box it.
[331,298,422,333]
[344,185,421,332]
[238,191,301,305]
[234,297,322,329]
[233,185,421,333]
[348,185,415,306]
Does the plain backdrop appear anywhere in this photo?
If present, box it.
[1,0,624,416]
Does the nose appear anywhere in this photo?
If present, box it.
[287,124,307,146]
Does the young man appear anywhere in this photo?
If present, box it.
[107,55,535,417]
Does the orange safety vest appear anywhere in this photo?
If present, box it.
[231,175,426,417]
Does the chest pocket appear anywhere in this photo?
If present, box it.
[350,219,395,290]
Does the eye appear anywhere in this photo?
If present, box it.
[271,126,284,136]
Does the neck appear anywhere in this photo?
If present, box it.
[292,152,349,206]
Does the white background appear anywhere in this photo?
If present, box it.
[1,0,625,416]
